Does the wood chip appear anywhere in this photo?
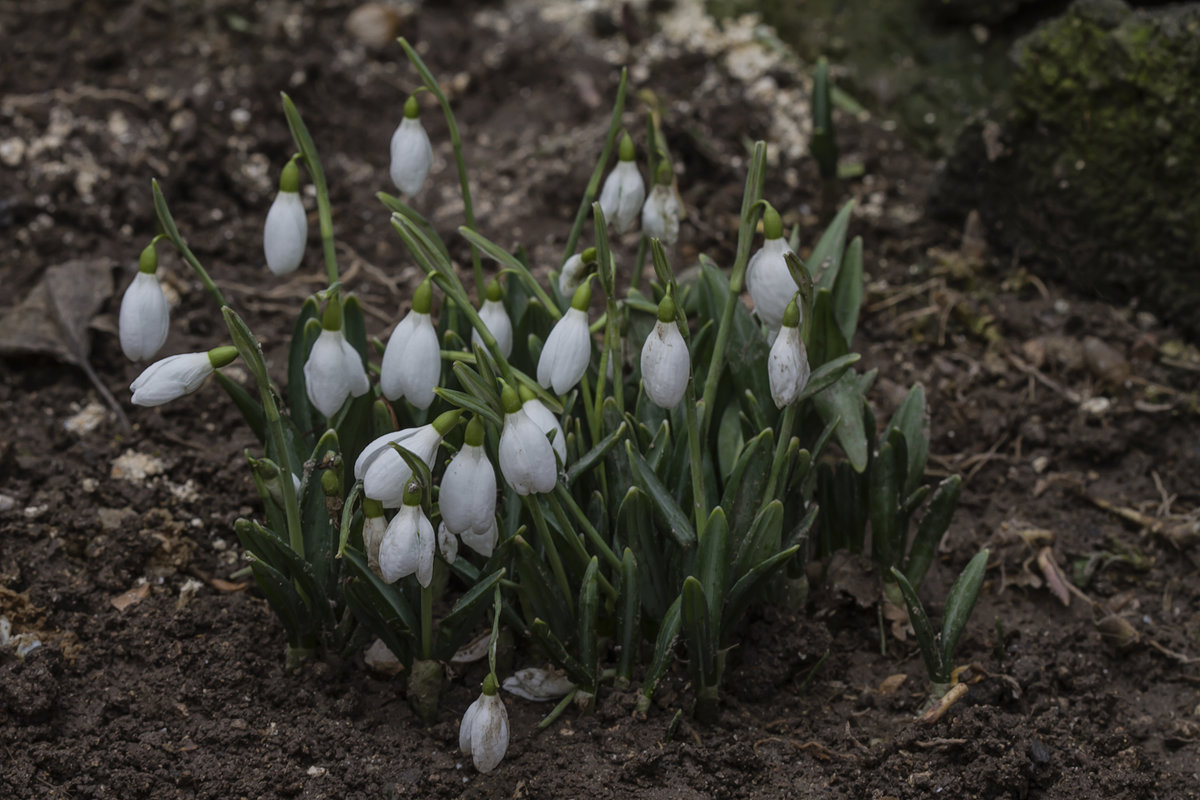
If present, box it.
[110,582,150,611]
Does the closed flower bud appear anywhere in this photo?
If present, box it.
[519,389,566,465]
[537,283,591,395]
[390,95,433,196]
[641,163,681,245]
[119,243,170,362]
[460,675,510,773]
[471,279,513,358]
[498,383,557,496]
[745,204,798,333]
[355,410,461,507]
[640,296,689,409]
[304,300,370,419]
[380,279,441,409]
[598,133,645,235]
[378,486,436,587]
[130,345,237,407]
[557,247,595,297]
[768,299,810,409]
[439,417,498,542]
[263,160,307,275]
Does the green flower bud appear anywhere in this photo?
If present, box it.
[404,94,420,120]
[464,415,486,447]
[412,277,433,315]
[618,132,635,163]
[485,278,503,303]
[279,158,301,194]
[321,469,341,497]
[499,381,521,414]
[656,294,676,324]
[138,243,158,275]
[781,296,800,329]
[762,203,783,240]
[207,345,239,369]
[432,408,463,436]
[570,280,592,312]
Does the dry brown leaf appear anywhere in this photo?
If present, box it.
[1036,547,1072,606]
[209,578,248,593]
[877,674,908,695]
[110,582,150,611]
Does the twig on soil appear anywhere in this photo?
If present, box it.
[752,737,850,761]
[914,737,967,749]
[1006,351,1081,404]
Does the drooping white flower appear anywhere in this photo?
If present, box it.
[119,244,170,362]
[641,163,681,245]
[130,346,237,407]
[498,384,557,496]
[437,522,459,564]
[459,518,498,559]
[263,160,307,275]
[390,95,433,196]
[537,283,591,395]
[459,675,510,773]
[520,392,566,465]
[471,279,513,359]
[768,298,811,409]
[745,205,798,333]
[640,296,690,409]
[378,489,436,587]
[439,417,497,542]
[355,410,461,507]
[304,307,370,419]
[380,279,441,409]
[598,133,645,235]
[557,248,594,297]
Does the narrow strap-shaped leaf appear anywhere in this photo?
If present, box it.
[434,568,506,661]
[531,619,594,688]
[247,560,313,649]
[721,545,799,633]
[680,577,716,689]
[625,441,696,548]
[869,438,900,572]
[833,235,863,343]
[905,475,963,589]
[576,557,601,689]
[813,369,869,472]
[795,353,860,404]
[638,594,682,709]
[807,199,855,290]
[888,383,929,498]
[889,567,946,683]
[458,227,560,318]
[695,508,729,638]
[432,387,502,427]
[566,421,627,487]
[286,297,320,434]
[732,500,784,585]
[939,549,990,669]
[617,548,640,687]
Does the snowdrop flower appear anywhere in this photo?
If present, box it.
[361,498,388,576]
[378,483,435,587]
[598,133,645,235]
[519,387,566,464]
[640,295,690,409]
[390,94,433,196]
[439,416,498,556]
[130,346,237,407]
[437,522,459,564]
[304,299,370,419]
[557,247,595,297]
[745,204,798,333]
[537,282,591,395]
[263,159,307,275]
[119,243,170,362]
[460,674,510,773]
[380,278,441,409]
[641,162,682,246]
[768,297,811,409]
[498,383,557,496]
[355,410,461,507]
[471,279,513,359]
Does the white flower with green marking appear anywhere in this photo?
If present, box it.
[119,243,170,362]
[459,675,509,773]
[390,95,433,196]
[263,159,307,275]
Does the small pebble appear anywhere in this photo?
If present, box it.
[1029,737,1051,765]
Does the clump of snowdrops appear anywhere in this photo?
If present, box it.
[117,42,987,771]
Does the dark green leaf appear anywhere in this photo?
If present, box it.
[889,567,945,683]
[940,549,989,669]
[626,441,696,548]
[905,475,963,589]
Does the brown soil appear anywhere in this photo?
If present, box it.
[2,1,1198,798]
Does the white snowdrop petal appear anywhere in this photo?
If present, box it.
[746,238,797,332]
[401,315,441,409]
[459,696,482,755]
[768,325,811,409]
[119,272,170,362]
[263,191,307,275]
[355,428,417,481]
[304,329,359,418]
[130,352,213,406]
[440,445,496,535]
[640,320,690,409]
[521,399,566,464]
[390,117,434,196]
[379,506,422,583]
[415,514,436,588]
[473,299,513,359]
[337,335,370,398]
[641,185,681,245]
[470,694,510,774]
[361,425,441,507]
[459,518,498,558]
[537,308,590,395]
[499,410,557,495]
[599,161,645,235]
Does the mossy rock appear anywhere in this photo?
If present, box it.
[930,0,1200,332]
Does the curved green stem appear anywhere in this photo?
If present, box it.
[398,38,483,297]
[550,484,621,572]
[762,403,797,506]
[684,379,708,540]
[526,497,574,615]
[281,93,339,285]
[151,180,226,309]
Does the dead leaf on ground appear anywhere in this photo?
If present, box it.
[208,578,248,593]
[0,258,129,431]
[110,582,150,611]
[877,674,908,695]
[1036,547,1073,607]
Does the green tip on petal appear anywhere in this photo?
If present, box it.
[413,278,433,315]
[655,160,673,186]
[618,133,635,163]
[207,345,239,368]
[482,673,499,696]
[762,203,783,240]
[581,247,597,265]
[464,415,486,447]
[499,381,521,414]
[280,159,301,193]
[782,296,800,328]
[402,481,422,506]
[570,280,592,312]
[363,497,385,518]
[321,297,343,331]
[404,94,420,120]
[485,278,503,303]
[657,294,676,323]
[138,243,158,274]
[432,409,462,435]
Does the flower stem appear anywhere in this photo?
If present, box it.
[398,38,484,298]
[684,380,708,540]
[420,582,433,660]
[151,180,226,309]
[761,402,797,507]
[550,484,622,572]
[526,497,574,615]
[281,93,339,285]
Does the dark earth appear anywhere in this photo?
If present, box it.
[2,1,1198,798]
